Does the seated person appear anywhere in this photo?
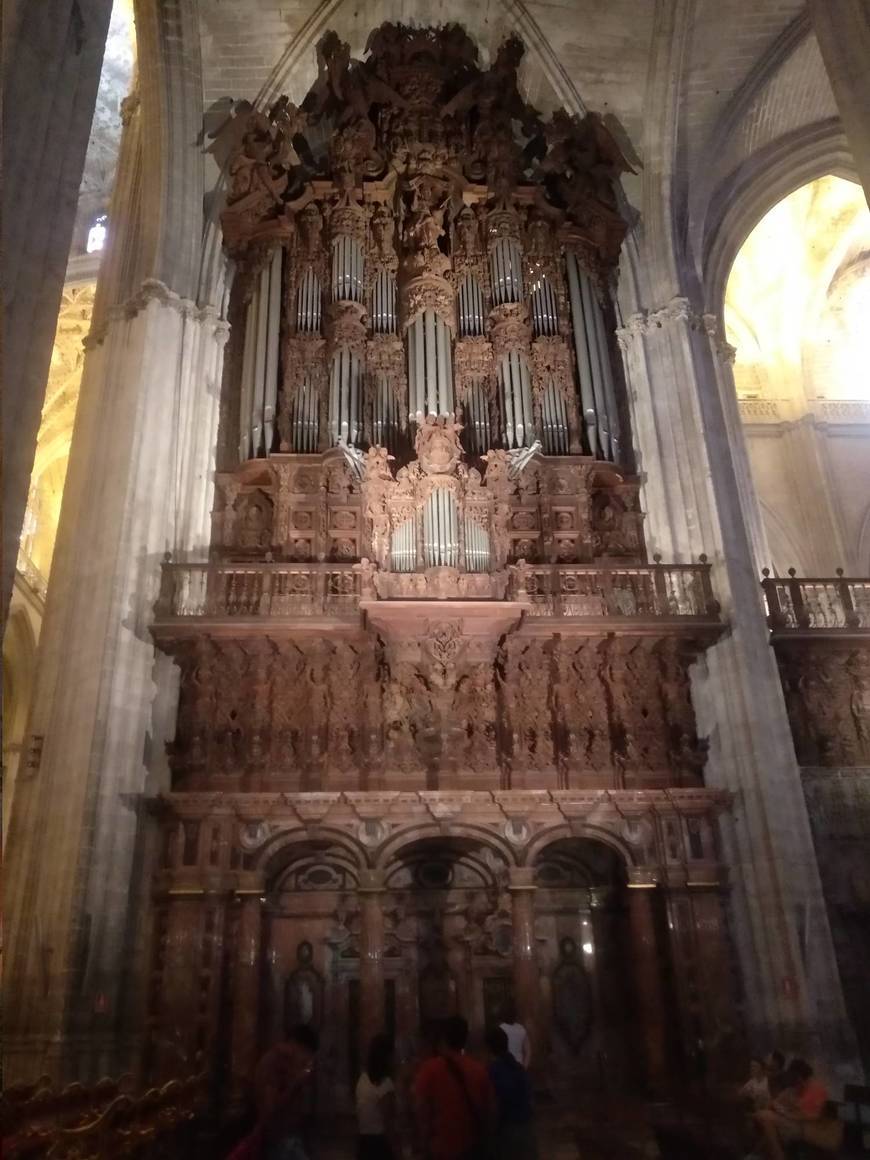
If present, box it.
[740,1057,771,1110]
[753,1058,842,1159]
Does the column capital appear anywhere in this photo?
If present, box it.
[358,868,385,893]
[627,866,661,889]
[508,866,536,891]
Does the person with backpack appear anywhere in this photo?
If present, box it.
[413,1016,495,1160]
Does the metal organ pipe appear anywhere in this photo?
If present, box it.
[591,291,621,462]
[530,274,558,337]
[541,380,569,455]
[296,269,322,334]
[238,247,283,461]
[458,275,485,337]
[489,238,524,305]
[407,310,454,420]
[499,352,534,448]
[565,250,619,462]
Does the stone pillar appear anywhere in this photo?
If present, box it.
[358,870,386,1057]
[1,40,225,1079]
[509,867,540,1054]
[231,892,264,1088]
[809,0,870,208]
[616,295,860,1077]
[2,0,113,621]
[627,883,669,1093]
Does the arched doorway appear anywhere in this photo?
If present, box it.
[531,837,636,1097]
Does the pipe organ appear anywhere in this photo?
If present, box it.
[153,29,734,1105]
[221,21,637,581]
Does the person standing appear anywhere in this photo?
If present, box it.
[356,1034,398,1160]
[414,1015,495,1160]
[498,1003,531,1069]
[230,1023,319,1160]
[485,1025,537,1160]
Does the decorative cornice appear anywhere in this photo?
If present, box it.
[616,297,736,363]
[85,279,231,348]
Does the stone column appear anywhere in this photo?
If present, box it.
[231,891,264,1088]
[509,867,540,1054]
[809,0,870,207]
[627,883,669,1093]
[616,296,860,1076]
[2,0,113,621]
[1,33,226,1080]
[358,870,386,1057]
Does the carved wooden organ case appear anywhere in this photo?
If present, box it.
[216,23,642,574]
[155,24,722,798]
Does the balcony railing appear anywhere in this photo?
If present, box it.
[761,569,870,632]
[155,559,362,620]
[507,558,720,621]
[154,555,720,625]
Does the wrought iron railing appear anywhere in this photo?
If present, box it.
[507,557,720,620]
[761,568,870,631]
[155,555,720,623]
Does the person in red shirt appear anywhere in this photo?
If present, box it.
[753,1058,841,1158]
[414,1015,496,1160]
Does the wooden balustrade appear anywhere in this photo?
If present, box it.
[508,557,720,621]
[1,1070,207,1159]
[155,556,720,624]
[761,568,870,632]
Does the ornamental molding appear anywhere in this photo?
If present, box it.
[86,279,231,348]
[616,297,736,363]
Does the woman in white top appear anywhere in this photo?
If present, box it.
[499,1002,532,1069]
[356,1033,397,1160]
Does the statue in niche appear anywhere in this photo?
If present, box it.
[297,202,324,258]
[371,202,396,262]
[454,205,482,259]
[238,495,271,549]
[285,941,324,1032]
[551,936,592,1054]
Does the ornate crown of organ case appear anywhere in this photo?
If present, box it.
[148,24,737,1099]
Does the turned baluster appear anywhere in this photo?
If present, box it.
[651,553,667,615]
[787,567,809,629]
[259,556,274,615]
[836,567,859,629]
[155,552,176,616]
[760,567,785,629]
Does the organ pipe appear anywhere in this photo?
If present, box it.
[372,271,398,334]
[422,487,459,567]
[529,274,558,337]
[329,348,362,445]
[463,516,491,573]
[296,268,322,333]
[565,250,617,461]
[458,275,486,337]
[332,236,364,303]
[541,380,569,455]
[489,237,524,305]
[290,378,319,452]
[462,380,491,455]
[407,310,454,419]
[499,352,534,448]
[239,247,283,461]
